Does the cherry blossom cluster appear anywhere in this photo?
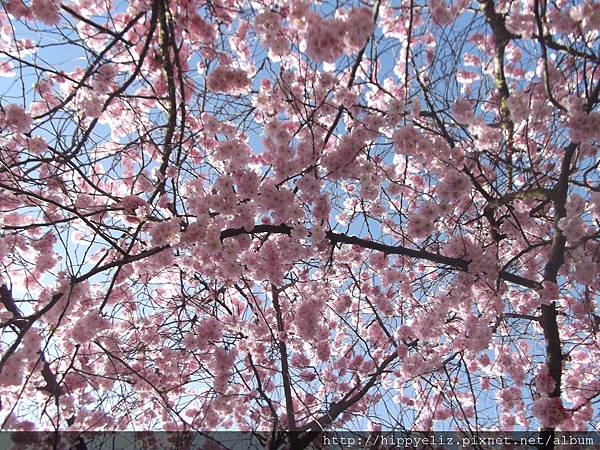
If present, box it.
[302,7,374,63]
[206,66,250,94]
[0,0,599,439]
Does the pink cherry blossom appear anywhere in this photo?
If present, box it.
[532,397,568,428]
[5,0,31,19]
[428,0,453,25]
[0,0,598,442]
[452,99,475,124]
[31,0,61,25]
[3,103,31,133]
[207,66,250,94]
[535,366,556,395]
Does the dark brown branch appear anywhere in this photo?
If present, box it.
[321,0,381,148]
[533,0,566,112]
[152,0,178,199]
[61,5,134,46]
[478,0,516,190]
[0,285,62,398]
[220,224,540,289]
[247,354,281,427]
[271,286,297,434]
[293,352,398,449]
[61,5,158,161]
[539,142,578,444]
[533,34,600,63]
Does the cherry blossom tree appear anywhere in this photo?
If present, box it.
[1,0,599,447]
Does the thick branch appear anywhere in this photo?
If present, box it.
[533,0,566,111]
[292,352,398,449]
[221,224,540,289]
[539,142,577,443]
[271,286,297,434]
[61,5,134,46]
[478,0,516,190]
[0,285,62,397]
[153,0,178,198]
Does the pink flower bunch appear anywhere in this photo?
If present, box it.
[299,370,316,382]
[368,252,387,270]
[27,136,47,153]
[497,348,527,385]
[294,299,327,341]
[35,251,59,273]
[185,317,221,350]
[212,347,236,392]
[566,193,586,216]
[31,0,61,25]
[0,331,44,388]
[333,293,352,314]
[428,0,453,25]
[304,7,374,63]
[149,219,180,247]
[5,0,31,19]
[573,252,599,285]
[232,169,259,199]
[254,11,289,55]
[215,139,250,169]
[570,1,600,32]
[207,66,250,94]
[558,216,586,242]
[535,366,556,395]
[398,352,435,379]
[246,239,286,285]
[407,201,441,238]
[498,386,522,410]
[322,133,363,175]
[120,194,147,213]
[290,352,310,368]
[565,97,600,142]
[0,60,15,77]
[507,91,530,123]
[367,322,386,345]
[93,64,118,94]
[258,183,297,223]
[199,317,221,343]
[78,91,104,118]
[407,213,435,239]
[463,318,492,352]
[0,353,25,387]
[435,170,470,201]
[344,7,375,50]
[392,126,423,156]
[313,193,330,221]
[532,396,568,428]
[505,10,535,37]
[452,99,475,124]
[264,119,291,144]
[315,341,330,361]
[188,14,216,44]
[71,311,111,343]
[305,16,346,63]
[538,280,559,305]
[2,103,32,134]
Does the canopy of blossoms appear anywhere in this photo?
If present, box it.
[0,0,599,447]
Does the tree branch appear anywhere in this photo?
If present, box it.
[478,0,517,190]
[221,224,540,289]
[0,285,62,398]
[539,142,578,444]
[271,285,297,435]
